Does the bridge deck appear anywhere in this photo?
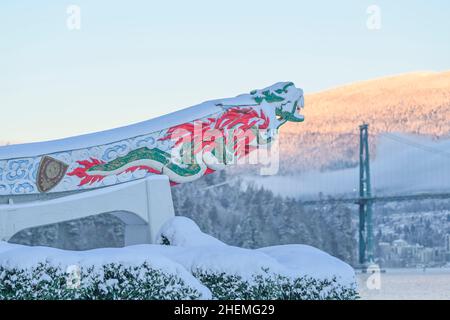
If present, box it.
[300,192,450,206]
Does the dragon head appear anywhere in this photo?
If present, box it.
[250,82,304,129]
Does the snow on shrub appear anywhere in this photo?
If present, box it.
[156,217,358,300]
[155,216,226,247]
[194,269,358,300]
[0,217,358,300]
[258,244,357,289]
[0,242,211,300]
[0,262,204,300]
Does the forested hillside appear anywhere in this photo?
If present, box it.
[279,72,450,173]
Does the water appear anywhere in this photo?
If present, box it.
[357,268,450,300]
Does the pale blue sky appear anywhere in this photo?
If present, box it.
[1,0,449,143]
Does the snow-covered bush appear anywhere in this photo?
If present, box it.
[0,241,211,300]
[0,217,358,300]
[193,269,357,300]
[156,216,226,247]
[0,262,203,300]
[157,217,358,300]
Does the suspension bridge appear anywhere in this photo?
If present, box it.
[300,124,450,266]
[201,123,450,267]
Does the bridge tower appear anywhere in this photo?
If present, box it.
[359,123,374,265]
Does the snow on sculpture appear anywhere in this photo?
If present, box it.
[0,82,304,196]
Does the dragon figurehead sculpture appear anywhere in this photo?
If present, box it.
[249,81,304,128]
[0,82,304,195]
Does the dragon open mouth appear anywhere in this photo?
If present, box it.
[286,95,305,123]
[296,95,305,121]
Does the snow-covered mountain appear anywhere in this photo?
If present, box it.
[279,71,450,173]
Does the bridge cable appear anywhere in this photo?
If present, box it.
[379,133,450,160]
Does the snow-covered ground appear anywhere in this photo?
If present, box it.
[0,217,356,299]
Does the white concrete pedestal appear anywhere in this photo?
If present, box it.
[0,175,175,245]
